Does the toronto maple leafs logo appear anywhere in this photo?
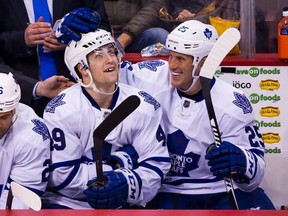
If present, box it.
[138,91,160,111]
[167,130,200,177]
[204,28,213,39]
[31,119,50,141]
[45,93,66,113]
[232,92,253,114]
[138,60,165,72]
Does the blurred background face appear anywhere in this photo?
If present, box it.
[168,51,194,91]
[0,110,14,139]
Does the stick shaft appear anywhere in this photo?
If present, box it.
[5,188,13,210]
[199,28,241,209]
[93,95,141,185]
[201,77,239,210]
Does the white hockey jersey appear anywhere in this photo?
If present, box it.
[0,103,50,209]
[120,59,266,194]
[42,82,170,209]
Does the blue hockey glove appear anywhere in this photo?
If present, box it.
[56,7,101,44]
[83,168,141,209]
[105,145,139,170]
[205,141,256,183]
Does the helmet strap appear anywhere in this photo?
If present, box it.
[80,69,119,96]
[178,59,199,93]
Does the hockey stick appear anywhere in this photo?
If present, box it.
[92,95,141,186]
[199,27,241,209]
[6,182,42,211]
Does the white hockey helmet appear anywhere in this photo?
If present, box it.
[0,72,21,112]
[64,29,119,83]
[166,20,218,66]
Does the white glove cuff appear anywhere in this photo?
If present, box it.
[239,147,257,180]
[115,168,141,204]
[110,151,133,170]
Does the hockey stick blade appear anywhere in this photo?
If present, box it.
[6,182,42,211]
[92,95,141,185]
[200,27,241,79]
[200,27,241,210]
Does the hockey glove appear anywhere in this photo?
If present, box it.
[105,145,139,170]
[83,168,141,209]
[56,7,101,44]
[205,141,256,183]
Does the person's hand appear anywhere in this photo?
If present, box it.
[175,9,195,21]
[35,75,75,98]
[105,145,139,170]
[84,170,128,209]
[205,141,256,183]
[84,168,141,209]
[43,36,66,52]
[24,16,52,47]
[116,33,132,51]
[56,7,101,45]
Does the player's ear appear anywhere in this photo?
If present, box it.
[77,63,88,77]
[199,56,207,67]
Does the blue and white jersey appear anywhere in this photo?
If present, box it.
[0,104,50,209]
[120,59,266,194]
[42,82,170,209]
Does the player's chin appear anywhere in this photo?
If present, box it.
[170,78,183,88]
[105,72,118,81]
[0,131,5,139]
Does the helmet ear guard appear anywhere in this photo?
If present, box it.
[0,72,21,112]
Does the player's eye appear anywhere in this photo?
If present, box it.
[107,49,116,56]
[94,51,104,59]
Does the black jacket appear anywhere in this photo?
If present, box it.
[0,0,111,116]
[0,0,111,80]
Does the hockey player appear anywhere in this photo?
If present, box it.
[0,73,50,209]
[120,20,275,209]
[42,29,170,209]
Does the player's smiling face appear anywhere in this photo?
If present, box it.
[0,110,14,139]
[86,44,119,89]
[168,51,194,90]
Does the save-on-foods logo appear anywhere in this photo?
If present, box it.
[259,80,280,90]
[249,93,280,104]
[265,147,281,154]
[235,67,280,77]
[262,132,280,144]
[259,106,280,117]
[255,120,281,127]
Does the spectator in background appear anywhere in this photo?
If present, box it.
[0,2,110,116]
[104,0,169,52]
[163,0,269,53]
[168,0,212,22]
